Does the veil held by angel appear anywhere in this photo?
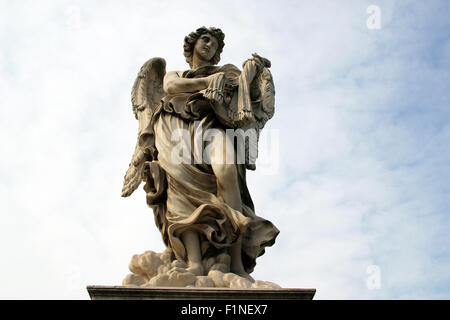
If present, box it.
[122,27,279,280]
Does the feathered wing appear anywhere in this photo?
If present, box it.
[244,64,275,170]
[122,57,166,197]
[257,67,275,127]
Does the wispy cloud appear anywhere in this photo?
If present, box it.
[0,0,449,299]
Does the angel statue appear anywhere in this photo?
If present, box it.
[121,27,280,288]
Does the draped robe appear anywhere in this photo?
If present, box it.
[141,64,279,273]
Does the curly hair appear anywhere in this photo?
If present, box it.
[183,26,225,68]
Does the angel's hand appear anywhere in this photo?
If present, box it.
[243,53,271,71]
[251,53,271,68]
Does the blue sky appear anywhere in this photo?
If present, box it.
[0,0,449,299]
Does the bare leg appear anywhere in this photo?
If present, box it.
[212,163,242,211]
[208,132,253,281]
[206,131,242,210]
[230,236,255,282]
[181,230,204,276]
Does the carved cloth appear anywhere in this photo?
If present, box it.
[142,64,279,273]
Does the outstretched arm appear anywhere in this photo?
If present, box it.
[163,70,216,94]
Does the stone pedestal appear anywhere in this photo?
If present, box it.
[87,286,316,300]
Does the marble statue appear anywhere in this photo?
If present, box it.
[121,27,280,289]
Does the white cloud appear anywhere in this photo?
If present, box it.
[0,0,449,299]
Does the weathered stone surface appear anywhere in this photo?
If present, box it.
[171,260,187,269]
[222,272,239,287]
[230,277,253,289]
[216,253,231,266]
[202,257,216,272]
[252,280,282,289]
[128,255,146,278]
[209,263,229,273]
[148,274,170,287]
[122,274,146,287]
[148,269,196,287]
[157,265,169,275]
[120,27,280,290]
[138,251,163,278]
[87,286,317,300]
[194,276,215,288]
[122,249,283,289]
[208,270,226,288]
[160,249,173,265]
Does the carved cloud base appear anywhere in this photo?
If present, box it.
[122,248,281,289]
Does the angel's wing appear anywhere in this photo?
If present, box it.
[244,65,275,170]
[121,57,166,197]
[253,64,275,129]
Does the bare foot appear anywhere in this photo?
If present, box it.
[186,263,204,276]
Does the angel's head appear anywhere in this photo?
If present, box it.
[183,26,225,68]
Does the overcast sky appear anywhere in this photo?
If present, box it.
[0,0,449,299]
